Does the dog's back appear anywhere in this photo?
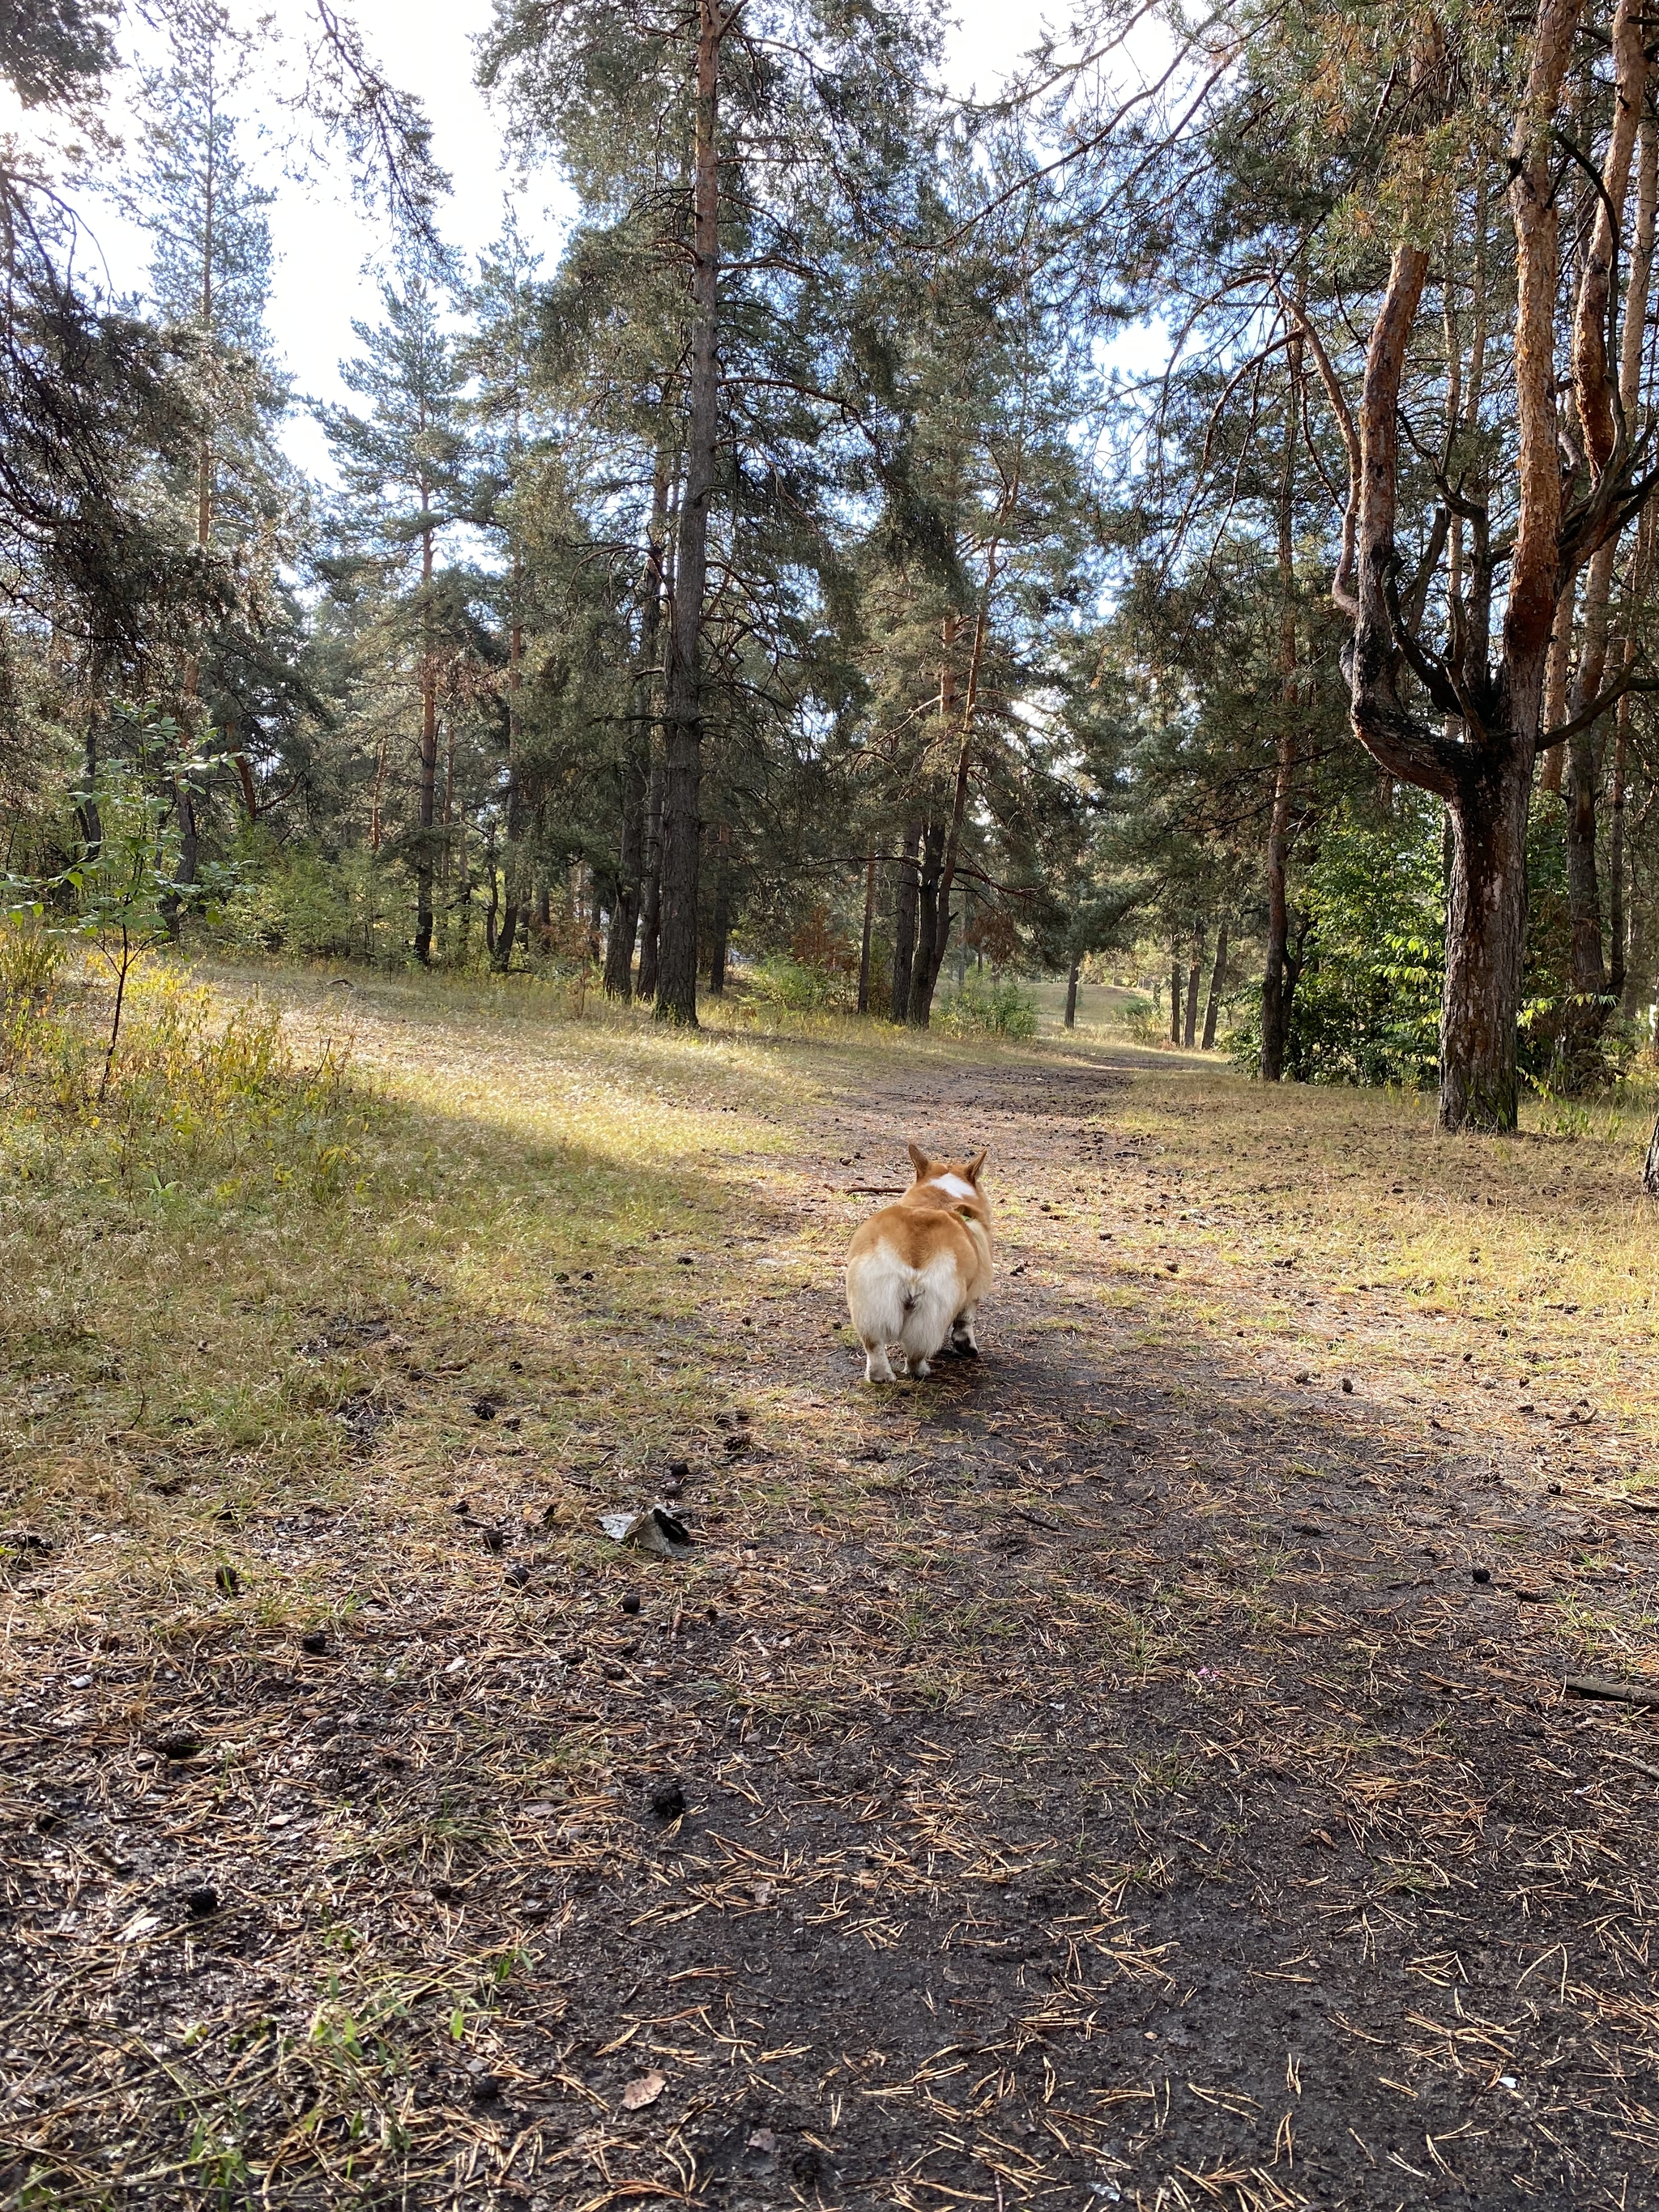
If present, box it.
[846,1144,992,1383]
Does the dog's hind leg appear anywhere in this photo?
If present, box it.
[950,1301,980,1357]
[898,1265,956,1382]
[862,1340,896,1384]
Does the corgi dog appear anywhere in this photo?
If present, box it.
[846,1142,992,1383]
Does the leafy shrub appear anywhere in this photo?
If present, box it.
[936,975,1037,1038]
[1230,799,1444,1086]
[0,911,66,1033]
[0,930,365,1202]
[1120,995,1161,1045]
[219,847,354,959]
[748,953,847,1012]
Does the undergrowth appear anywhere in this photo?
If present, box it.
[0,918,368,1205]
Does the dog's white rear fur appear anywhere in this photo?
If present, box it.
[845,1143,992,1383]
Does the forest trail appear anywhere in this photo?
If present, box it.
[6,973,1659,2211]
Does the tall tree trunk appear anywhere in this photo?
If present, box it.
[908,817,945,1025]
[1440,754,1534,1127]
[1169,952,1183,1044]
[1183,929,1205,1048]
[707,818,731,993]
[1557,79,1653,1068]
[77,710,103,862]
[856,853,876,1014]
[168,113,216,939]
[637,763,665,1003]
[1562,718,1608,1072]
[1261,329,1302,1081]
[899,614,959,1029]
[911,602,982,1023]
[493,561,527,975]
[437,721,455,961]
[457,803,471,961]
[1064,958,1079,1029]
[369,728,388,855]
[1610,685,1629,1004]
[655,0,731,1025]
[604,452,671,999]
[890,819,921,1025]
[1610,514,1655,1008]
[1538,590,1574,795]
[416,505,438,965]
[605,782,646,996]
[1201,920,1229,1049]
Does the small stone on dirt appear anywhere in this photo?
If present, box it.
[748,2128,778,2154]
[186,1886,219,1916]
[650,1778,686,1822]
[481,1526,506,1554]
[1341,1376,1354,1393]
[1472,1566,1491,1583]
[472,1398,497,1421]
[504,1562,531,1588]
[158,1733,203,1762]
[215,1564,241,1598]
[301,1630,328,1656]
[621,1591,642,1615]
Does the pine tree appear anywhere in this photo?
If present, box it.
[463,213,544,970]
[119,0,292,913]
[319,279,474,962]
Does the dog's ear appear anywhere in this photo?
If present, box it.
[963,1149,987,1184]
[906,1140,930,1178]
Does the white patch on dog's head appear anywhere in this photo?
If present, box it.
[929,1174,976,1200]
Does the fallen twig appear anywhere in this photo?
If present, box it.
[1564,1673,1659,1707]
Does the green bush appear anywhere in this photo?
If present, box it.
[936,974,1037,1039]
[220,846,354,959]
[748,954,847,1012]
[1230,799,1444,1087]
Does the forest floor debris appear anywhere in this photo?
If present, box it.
[2,960,1658,2210]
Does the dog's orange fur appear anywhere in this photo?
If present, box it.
[845,1142,992,1383]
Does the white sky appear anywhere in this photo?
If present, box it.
[6,1,1051,481]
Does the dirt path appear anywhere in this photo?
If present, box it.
[6,1003,1659,2212]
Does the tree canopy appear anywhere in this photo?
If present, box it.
[4,0,1659,1123]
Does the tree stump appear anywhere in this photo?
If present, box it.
[1644,1110,1659,1197]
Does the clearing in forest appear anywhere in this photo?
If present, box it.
[4,965,1659,2212]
